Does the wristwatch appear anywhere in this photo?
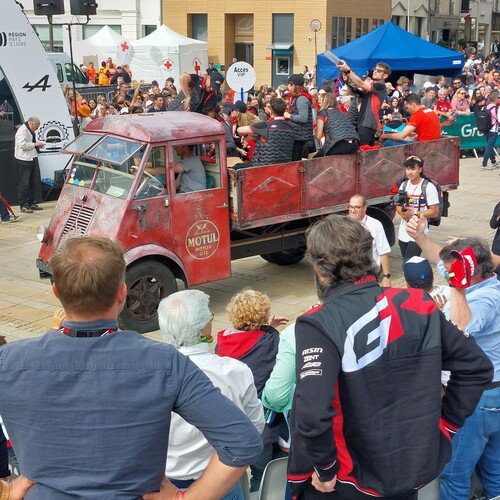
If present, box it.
[382,273,391,278]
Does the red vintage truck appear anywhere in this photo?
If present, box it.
[36,112,460,332]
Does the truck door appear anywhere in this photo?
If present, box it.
[168,140,231,286]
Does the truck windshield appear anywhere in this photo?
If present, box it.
[66,135,146,200]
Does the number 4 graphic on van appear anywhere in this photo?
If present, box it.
[23,75,52,92]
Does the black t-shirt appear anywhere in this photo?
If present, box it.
[358,82,387,130]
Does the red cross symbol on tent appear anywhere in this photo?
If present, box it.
[193,59,201,74]
[121,41,129,52]
[164,59,173,70]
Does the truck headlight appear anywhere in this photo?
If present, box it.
[37,226,50,243]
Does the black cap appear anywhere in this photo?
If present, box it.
[209,72,224,92]
[233,100,247,113]
[287,74,305,86]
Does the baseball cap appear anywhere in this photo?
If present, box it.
[209,72,224,92]
[403,256,434,289]
[78,105,91,117]
[233,101,247,113]
[288,74,305,86]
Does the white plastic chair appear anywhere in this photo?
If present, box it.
[255,457,288,500]
[417,478,440,500]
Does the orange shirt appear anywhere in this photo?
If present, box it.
[98,68,110,85]
[87,66,96,83]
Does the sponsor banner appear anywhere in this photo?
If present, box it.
[1,3,74,183]
[441,115,500,150]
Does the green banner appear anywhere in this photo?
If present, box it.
[441,114,500,150]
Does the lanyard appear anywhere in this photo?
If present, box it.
[60,327,117,338]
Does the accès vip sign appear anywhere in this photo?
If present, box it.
[225,62,256,103]
[1,1,74,185]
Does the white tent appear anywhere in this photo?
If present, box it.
[73,26,132,67]
[126,25,208,85]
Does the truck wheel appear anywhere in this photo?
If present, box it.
[119,261,178,333]
[261,248,306,266]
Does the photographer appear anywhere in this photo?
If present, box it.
[396,155,439,260]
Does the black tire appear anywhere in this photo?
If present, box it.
[261,248,306,266]
[119,260,178,333]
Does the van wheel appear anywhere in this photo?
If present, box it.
[119,261,178,333]
[261,248,306,266]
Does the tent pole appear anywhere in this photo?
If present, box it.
[407,0,411,33]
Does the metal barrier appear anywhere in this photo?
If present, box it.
[77,84,153,104]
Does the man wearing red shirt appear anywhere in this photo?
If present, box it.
[380,93,441,146]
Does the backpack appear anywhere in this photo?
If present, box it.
[474,104,497,134]
[399,177,444,227]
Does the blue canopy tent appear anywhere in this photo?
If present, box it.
[317,22,464,86]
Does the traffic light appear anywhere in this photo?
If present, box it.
[34,0,64,16]
[70,0,98,16]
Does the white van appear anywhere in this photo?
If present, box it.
[47,52,93,88]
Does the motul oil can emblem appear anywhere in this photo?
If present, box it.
[185,220,220,259]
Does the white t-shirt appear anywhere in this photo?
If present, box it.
[398,178,439,243]
[360,215,391,267]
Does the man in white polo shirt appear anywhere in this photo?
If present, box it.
[348,193,392,287]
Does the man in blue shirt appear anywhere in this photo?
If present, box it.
[408,215,500,500]
[0,237,262,499]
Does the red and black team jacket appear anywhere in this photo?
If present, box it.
[216,325,280,398]
[288,277,493,499]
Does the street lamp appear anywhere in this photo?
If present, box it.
[310,19,322,71]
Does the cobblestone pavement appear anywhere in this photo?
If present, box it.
[0,157,498,343]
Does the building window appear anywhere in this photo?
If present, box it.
[331,17,353,47]
[32,24,63,52]
[144,25,156,36]
[82,25,121,38]
[273,14,294,43]
[276,57,290,75]
[192,14,208,41]
[332,17,338,48]
[346,17,352,43]
[356,18,362,38]
[363,18,369,35]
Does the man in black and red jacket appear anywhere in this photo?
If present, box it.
[168,72,224,115]
[288,215,493,500]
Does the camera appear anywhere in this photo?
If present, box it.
[391,190,410,211]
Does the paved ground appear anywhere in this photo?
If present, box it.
[0,156,498,343]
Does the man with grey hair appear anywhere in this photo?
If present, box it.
[287,215,492,500]
[158,290,265,500]
[407,214,500,499]
[14,116,44,213]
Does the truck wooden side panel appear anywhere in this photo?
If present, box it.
[230,137,460,230]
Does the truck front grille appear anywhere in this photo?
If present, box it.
[56,204,96,251]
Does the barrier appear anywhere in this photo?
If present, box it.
[441,114,500,150]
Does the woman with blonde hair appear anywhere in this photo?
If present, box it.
[230,101,260,159]
[122,64,132,79]
[217,288,288,397]
[451,88,471,115]
[314,91,359,157]
[217,288,288,493]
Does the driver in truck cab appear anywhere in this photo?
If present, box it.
[173,145,207,193]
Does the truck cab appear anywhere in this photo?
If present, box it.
[37,112,460,332]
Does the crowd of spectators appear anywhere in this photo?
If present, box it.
[67,49,500,165]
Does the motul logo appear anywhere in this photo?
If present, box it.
[0,33,7,47]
